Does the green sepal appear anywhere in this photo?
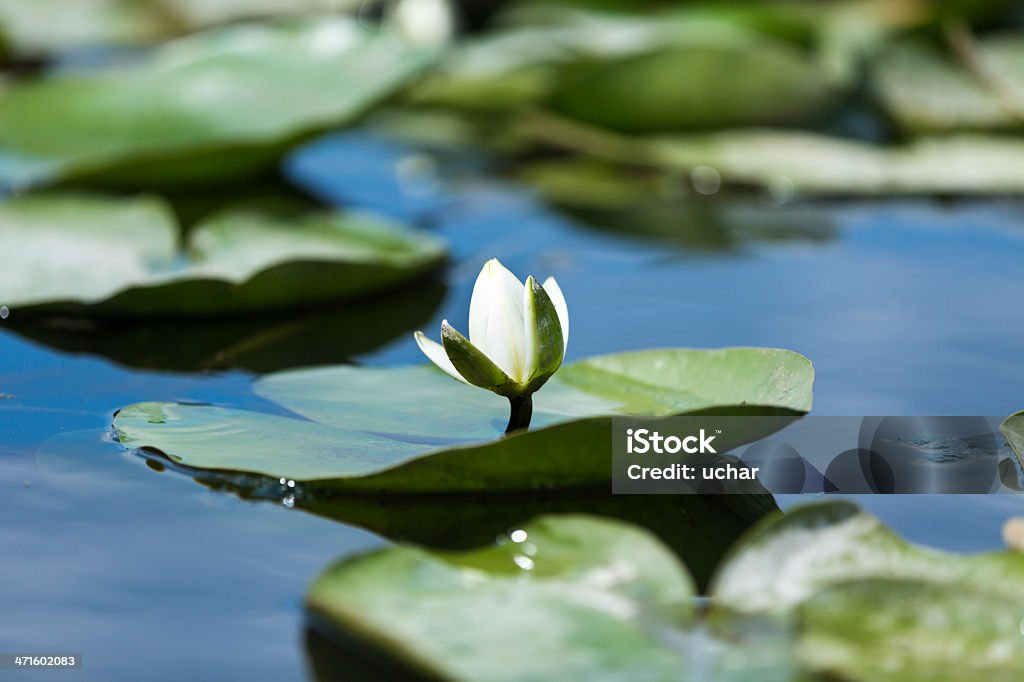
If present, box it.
[440,321,520,397]
[523,275,565,393]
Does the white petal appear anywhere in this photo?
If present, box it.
[468,259,526,382]
[415,330,469,385]
[543,276,569,352]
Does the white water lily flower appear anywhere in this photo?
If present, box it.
[415,259,568,432]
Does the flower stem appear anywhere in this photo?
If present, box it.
[505,394,533,434]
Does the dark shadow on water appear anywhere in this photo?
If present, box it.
[5,280,446,373]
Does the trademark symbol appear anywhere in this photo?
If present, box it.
[716,430,722,434]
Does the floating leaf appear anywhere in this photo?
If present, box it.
[306,501,1024,681]
[524,115,1024,196]
[306,515,795,681]
[549,42,835,133]
[0,0,362,58]
[112,347,814,493]
[0,18,435,189]
[874,37,1024,134]
[1002,410,1024,461]
[798,579,1024,682]
[0,194,446,315]
[711,501,1024,616]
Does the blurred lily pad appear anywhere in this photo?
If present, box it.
[714,501,1024,681]
[307,501,1024,681]
[874,36,1024,134]
[711,501,1024,615]
[1002,410,1024,461]
[411,7,837,131]
[0,193,446,315]
[0,0,361,58]
[112,347,814,493]
[549,41,834,133]
[0,17,435,189]
[307,515,795,682]
[526,117,1024,195]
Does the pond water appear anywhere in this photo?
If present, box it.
[2,130,1024,680]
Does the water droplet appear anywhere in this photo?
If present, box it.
[287,479,296,488]
[509,529,528,543]
[691,165,721,195]
[0,306,9,320]
[513,554,534,571]
[282,494,296,508]
[279,477,287,485]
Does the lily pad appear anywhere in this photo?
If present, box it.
[1002,410,1024,461]
[874,37,1024,134]
[0,0,362,58]
[525,116,1024,195]
[113,347,814,493]
[711,501,1024,616]
[0,193,446,315]
[549,42,835,133]
[306,502,1024,681]
[307,515,794,681]
[0,17,435,189]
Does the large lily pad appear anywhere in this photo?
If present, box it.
[0,18,435,189]
[113,347,814,493]
[0,193,446,315]
[874,37,1024,134]
[306,502,1024,681]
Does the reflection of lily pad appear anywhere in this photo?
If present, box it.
[307,502,1024,681]
[113,347,814,493]
[5,283,446,373]
[0,18,434,189]
[0,194,446,315]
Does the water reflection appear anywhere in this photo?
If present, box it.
[5,281,445,373]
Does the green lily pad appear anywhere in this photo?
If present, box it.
[0,17,435,189]
[112,347,814,493]
[711,501,1024,616]
[549,42,834,133]
[1001,410,1024,461]
[799,579,1024,682]
[874,37,1024,134]
[306,501,1024,681]
[525,114,1024,195]
[0,1,364,58]
[307,515,795,681]
[0,193,446,315]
